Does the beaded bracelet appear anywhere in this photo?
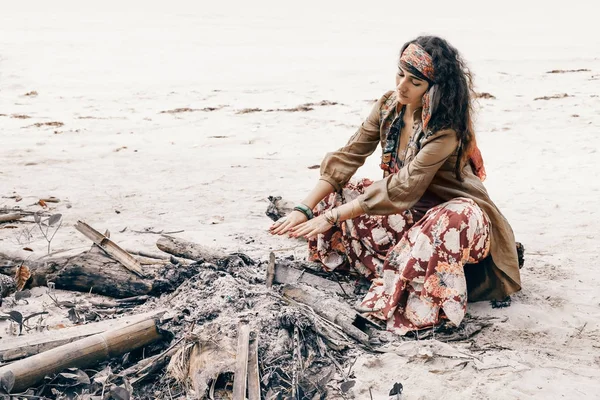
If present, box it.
[293,203,314,220]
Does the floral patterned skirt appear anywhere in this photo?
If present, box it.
[308,179,490,335]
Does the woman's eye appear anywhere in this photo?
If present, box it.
[412,81,421,87]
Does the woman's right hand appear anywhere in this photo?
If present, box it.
[269,210,308,236]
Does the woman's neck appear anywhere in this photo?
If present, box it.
[404,103,420,117]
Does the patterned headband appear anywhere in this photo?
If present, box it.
[400,43,435,82]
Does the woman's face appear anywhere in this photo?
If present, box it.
[395,66,430,108]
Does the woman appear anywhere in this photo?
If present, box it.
[270,35,521,335]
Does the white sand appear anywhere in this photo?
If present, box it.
[1,1,600,398]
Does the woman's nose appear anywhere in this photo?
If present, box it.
[397,78,408,92]
[397,76,406,86]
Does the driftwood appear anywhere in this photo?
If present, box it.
[0,250,157,298]
[233,321,251,400]
[75,221,144,277]
[156,235,225,262]
[0,315,164,393]
[0,310,165,362]
[282,284,370,346]
[271,260,354,295]
[0,213,22,223]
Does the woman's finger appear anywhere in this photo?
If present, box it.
[304,225,325,239]
[289,220,309,233]
[290,223,312,237]
[272,219,291,235]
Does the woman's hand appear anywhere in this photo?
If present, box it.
[269,210,307,235]
[289,215,333,239]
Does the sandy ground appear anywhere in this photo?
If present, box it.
[1,1,600,399]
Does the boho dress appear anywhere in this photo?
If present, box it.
[308,92,518,335]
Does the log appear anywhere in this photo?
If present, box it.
[272,262,354,295]
[282,284,370,346]
[0,213,22,223]
[247,332,261,400]
[0,250,155,298]
[233,321,251,400]
[0,310,166,362]
[75,221,144,277]
[0,315,164,393]
[156,235,225,262]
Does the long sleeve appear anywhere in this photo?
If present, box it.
[319,92,393,191]
[357,129,459,215]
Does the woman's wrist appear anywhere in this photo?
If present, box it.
[325,200,363,226]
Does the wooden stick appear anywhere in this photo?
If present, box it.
[88,295,150,309]
[0,316,164,393]
[247,332,261,400]
[265,252,275,289]
[75,221,144,277]
[125,249,170,260]
[0,310,165,362]
[0,213,22,223]
[232,321,251,400]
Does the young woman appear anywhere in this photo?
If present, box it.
[270,35,521,335]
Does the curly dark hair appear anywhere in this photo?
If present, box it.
[400,36,476,180]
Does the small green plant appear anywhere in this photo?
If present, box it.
[34,212,63,255]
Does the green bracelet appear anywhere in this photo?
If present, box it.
[293,204,314,220]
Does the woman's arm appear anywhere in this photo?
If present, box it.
[270,180,335,235]
[271,92,391,236]
[290,129,458,239]
[319,92,392,191]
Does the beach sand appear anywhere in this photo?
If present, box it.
[1,1,599,398]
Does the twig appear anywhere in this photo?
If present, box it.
[567,322,588,345]
[474,364,513,371]
[346,355,358,377]
[330,271,350,298]
[132,229,185,235]
[325,350,348,381]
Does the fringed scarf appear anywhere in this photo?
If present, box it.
[380,43,486,181]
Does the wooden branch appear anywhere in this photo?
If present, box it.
[282,284,370,346]
[247,332,261,400]
[0,310,165,362]
[156,235,225,262]
[75,221,144,277]
[125,249,170,260]
[0,213,22,223]
[233,321,250,400]
[0,315,164,393]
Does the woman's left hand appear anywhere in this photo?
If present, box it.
[289,215,333,239]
